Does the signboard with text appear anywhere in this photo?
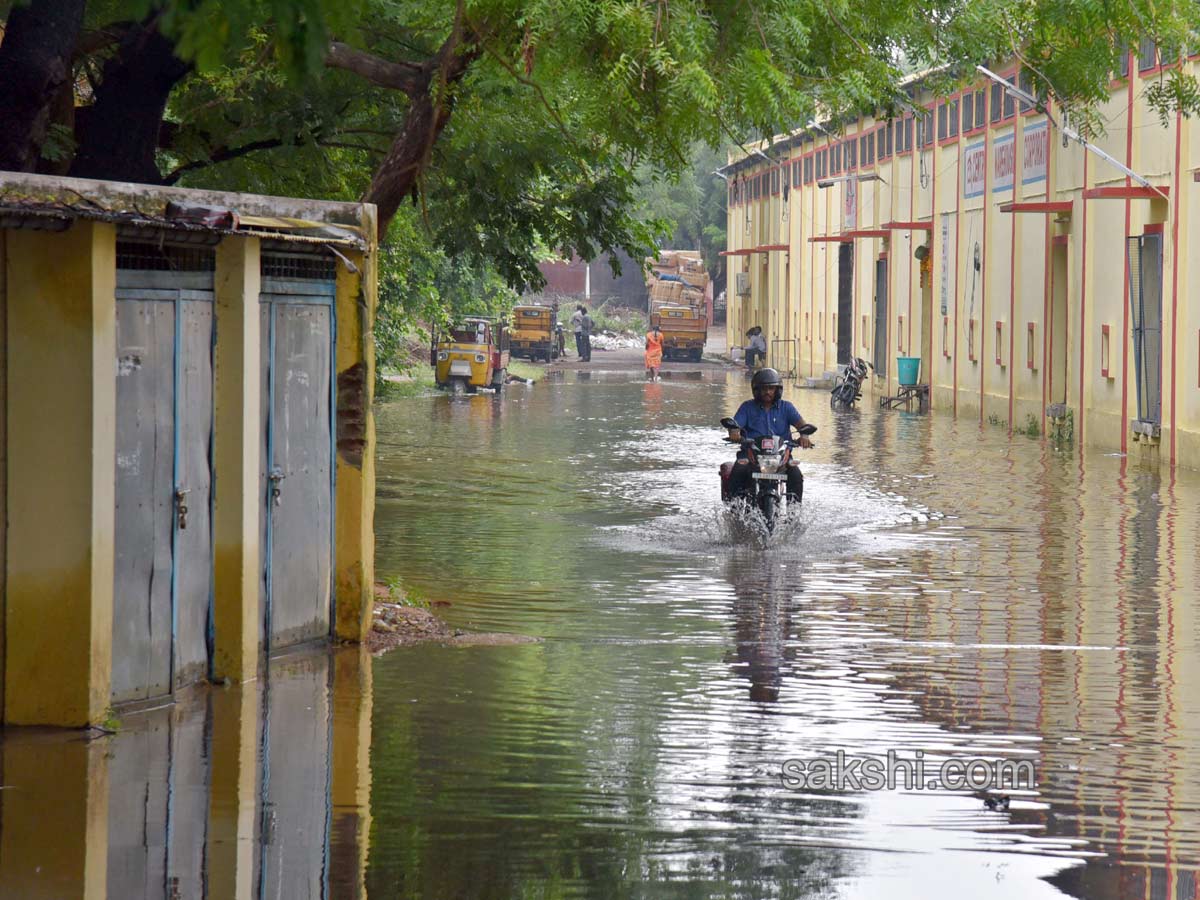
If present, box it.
[963,141,986,199]
[992,133,1015,193]
[1022,120,1049,185]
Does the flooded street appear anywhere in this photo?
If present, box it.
[371,370,1200,899]
[3,368,1199,898]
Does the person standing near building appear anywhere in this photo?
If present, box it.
[580,307,594,362]
[571,305,585,360]
[745,326,767,369]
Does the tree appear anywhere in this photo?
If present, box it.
[4,0,1200,272]
[636,143,729,285]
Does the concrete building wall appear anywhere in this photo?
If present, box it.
[0,172,377,725]
[726,51,1200,469]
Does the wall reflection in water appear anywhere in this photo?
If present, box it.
[0,647,371,900]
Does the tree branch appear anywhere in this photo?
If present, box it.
[73,22,135,59]
[325,41,426,96]
[162,136,295,184]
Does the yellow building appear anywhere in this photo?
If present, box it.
[725,48,1199,469]
[0,172,377,726]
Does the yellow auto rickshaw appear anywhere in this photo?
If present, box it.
[510,303,565,362]
[431,317,510,394]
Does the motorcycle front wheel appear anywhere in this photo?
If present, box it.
[758,491,777,530]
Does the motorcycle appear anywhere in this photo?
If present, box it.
[719,417,817,531]
[830,356,872,407]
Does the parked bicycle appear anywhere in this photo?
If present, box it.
[830,356,872,407]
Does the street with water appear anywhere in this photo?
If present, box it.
[3,357,1199,899]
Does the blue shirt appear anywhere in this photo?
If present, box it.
[733,399,803,440]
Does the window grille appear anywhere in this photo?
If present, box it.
[116,242,215,271]
[261,253,337,281]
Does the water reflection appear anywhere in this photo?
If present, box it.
[11,369,1200,898]
[373,371,1200,898]
[0,646,371,900]
[723,551,806,704]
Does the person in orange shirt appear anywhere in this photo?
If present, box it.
[644,325,663,380]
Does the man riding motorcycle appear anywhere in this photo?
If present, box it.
[726,368,813,505]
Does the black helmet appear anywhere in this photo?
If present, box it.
[751,368,783,392]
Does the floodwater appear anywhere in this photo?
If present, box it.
[4,368,1200,899]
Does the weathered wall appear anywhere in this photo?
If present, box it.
[1,173,378,725]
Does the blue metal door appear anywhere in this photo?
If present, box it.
[112,241,215,703]
[259,252,336,649]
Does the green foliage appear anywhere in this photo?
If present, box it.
[1049,408,1075,445]
[383,575,430,608]
[1015,413,1041,437]
[636,143,728,283]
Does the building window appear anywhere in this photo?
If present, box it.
[1118,43,1130,78]
[804,156,813,184]
[975,89,986,129]
[1018,70,1034,112]
[886,121,894,156]
[1003,83,1016,119]
[1138,36,1157,71]
[948,97,959,137]
[860,135,869,165]
[847,140,856,169]
[990,83,1003,122]
[867,133,875,164]
[962,92,974,132]
[937,103,948,141]
[903,116,913,152]
[877,128,886,159]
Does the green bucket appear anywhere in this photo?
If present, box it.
[897,357,921,386]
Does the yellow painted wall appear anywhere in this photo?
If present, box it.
[334,243,377,642]
[5,222,115,726]
[727,55,1200,469]
[212,237,263,683]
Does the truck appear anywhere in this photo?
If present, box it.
[645,250,710,361]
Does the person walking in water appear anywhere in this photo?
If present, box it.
[644,324,664,380]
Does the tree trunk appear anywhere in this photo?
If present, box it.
[68,21,191,184]
[358,32,481,238]
[0,0,86,172]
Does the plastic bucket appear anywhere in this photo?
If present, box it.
[897,357,921,386]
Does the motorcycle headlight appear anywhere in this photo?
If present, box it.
[475,353,486,363]
[437,350,449,361]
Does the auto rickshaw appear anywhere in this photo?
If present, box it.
[509,303,565,362]
[431,317,510,395]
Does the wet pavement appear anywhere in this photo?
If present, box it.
[3,367,1199,898]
